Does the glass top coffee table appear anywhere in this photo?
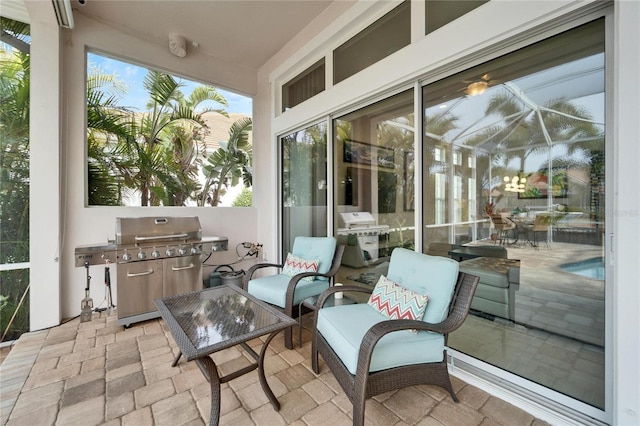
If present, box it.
[155,285,296,426]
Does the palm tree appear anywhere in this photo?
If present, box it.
[482,87,603,215]
[86,67,131,205]
[201,117,253,206]
[118,70,229,206]
[86,67,230,206]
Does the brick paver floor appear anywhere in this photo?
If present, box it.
[1,311,550,425]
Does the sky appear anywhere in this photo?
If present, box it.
[88,52,252,115]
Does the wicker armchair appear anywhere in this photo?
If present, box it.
[243,237,345,349]
[311,248,479,426]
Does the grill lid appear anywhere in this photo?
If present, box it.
[116,216,202,246]
[340,212,376,228]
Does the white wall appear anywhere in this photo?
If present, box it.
[51,13,259,321]
[253,0,640,424]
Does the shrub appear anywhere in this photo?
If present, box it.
[232,188,252,207]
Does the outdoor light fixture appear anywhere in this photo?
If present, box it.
[465,81,489,96]
[52,0,75,29]
[168,33,187,57]
[504,175,526,193]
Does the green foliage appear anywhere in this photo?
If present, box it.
[0,18,31,341]
[86,63,231,206]
[201,117,253,206]
[232,188,253,207]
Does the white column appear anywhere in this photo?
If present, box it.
[26,1,63,330]
[613,1,640,425]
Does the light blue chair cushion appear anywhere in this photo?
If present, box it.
[248,274,330,308]
[386,248,459,324]
[316,248,459,375]
[317,304,445,375]
[247,236,337,308]
[291,237,337,281]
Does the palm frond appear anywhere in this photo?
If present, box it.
[144,70,182,108]
[188,86,228,109]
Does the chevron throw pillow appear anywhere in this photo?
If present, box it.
[282,253,320,282]
[367,275,429,321]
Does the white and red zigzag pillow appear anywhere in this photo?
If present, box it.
[367,275,429,321]
[282,253,320,282]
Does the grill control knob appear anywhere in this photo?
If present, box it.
[178,247,188,256]
[151,248,161,258]
[122,250,132,262]
[137,250,147,260]
[190,246,200,255]
[165,248,175,257]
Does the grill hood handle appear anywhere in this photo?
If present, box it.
[134,233,189,242]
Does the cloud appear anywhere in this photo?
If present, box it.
[124,66,139,77]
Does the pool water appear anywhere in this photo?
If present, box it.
[560,257,605,280]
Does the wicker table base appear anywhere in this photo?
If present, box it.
[155,285,296,426]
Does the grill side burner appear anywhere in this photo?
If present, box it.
[74,216,228,327]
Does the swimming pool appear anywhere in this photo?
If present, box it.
[560,257,605,280]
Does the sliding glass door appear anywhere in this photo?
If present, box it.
[332,90,414,277]
[423,19,606,410]
[277,12,608,419]
[280,122,328,258]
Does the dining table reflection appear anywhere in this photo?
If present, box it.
[509,215,535,246]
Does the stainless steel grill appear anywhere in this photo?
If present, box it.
[337,212,389,267]
[74,216,228,327]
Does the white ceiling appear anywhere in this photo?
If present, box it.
[74,0,335,70]
[4,0,336,71]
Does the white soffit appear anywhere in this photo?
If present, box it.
[1,0,30,23]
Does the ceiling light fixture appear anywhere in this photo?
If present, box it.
[52,0,75,29]
[168,33,187,58]
[465,81,489,96]
[504,175,526,193]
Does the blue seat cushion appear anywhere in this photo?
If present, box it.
[317,304,445,375]
[248,273,329,308]
[292,237,337,281]
[386,248,459,324]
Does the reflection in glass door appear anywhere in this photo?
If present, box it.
[422,20,606,411]
[280,122,328,258]
[333,90,414,284]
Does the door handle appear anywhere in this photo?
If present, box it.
[172,263,195,271]
[127,269,154,277]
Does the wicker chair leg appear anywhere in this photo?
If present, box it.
[353,398,366,426]
[442,377,458,402]
[435,363,458,402]
[284,325,294,350]
[311,340,320,374]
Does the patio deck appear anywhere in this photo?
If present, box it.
[0,311,549,426]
